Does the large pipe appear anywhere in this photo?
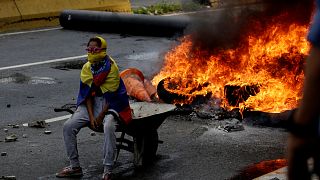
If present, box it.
[59,10,191,37]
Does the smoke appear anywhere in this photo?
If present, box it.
[185,0,314,53]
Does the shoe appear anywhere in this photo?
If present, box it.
[56,166,83,178]
[102,173,113,180]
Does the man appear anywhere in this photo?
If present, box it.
[287,0,320,179]
[56,36,132,180]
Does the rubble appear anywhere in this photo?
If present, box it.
[11,125,19,129]
[0,176,16,180]
[7,124,19,128]
[216,118,245,132]
[28,120,46,128]
[44,130,52,134]
[4,135,17,142]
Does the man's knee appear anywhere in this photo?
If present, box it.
[103,115,117,133]
[63,119,79,135]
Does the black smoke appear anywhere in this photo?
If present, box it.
[185,0,314,53]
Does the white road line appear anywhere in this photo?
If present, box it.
[0,27,62,37]
[22,114,71,127]
[0,55,86,71]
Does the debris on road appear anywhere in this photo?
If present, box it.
[217,118,245,132]
[28,120,46,128]
[4,134,18,142]
[0,176,17,180]
[12,125,19,128]
[3,129,8,133]
[1,152,7,156]
[22,134,28,138]
[7,124,19,128]
[44,130,52,134]
[90,132,96,136]
[6,104,11,108]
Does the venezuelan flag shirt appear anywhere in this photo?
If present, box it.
[77,55,132,124]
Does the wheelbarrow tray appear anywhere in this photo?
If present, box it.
[124,102,176,136]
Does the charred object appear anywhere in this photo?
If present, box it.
[157,77,212,105]
[224,84,260,107]
[157,77,260,107]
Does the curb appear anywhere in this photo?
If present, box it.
[253,166,287,180]
[0,0,131,33]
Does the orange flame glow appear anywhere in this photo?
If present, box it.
[152,16,310,113]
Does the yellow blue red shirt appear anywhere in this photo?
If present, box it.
[77,55,132,124]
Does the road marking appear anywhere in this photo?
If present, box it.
[0,27,62,37]
[22,114,72,127]
[0,55,86,71]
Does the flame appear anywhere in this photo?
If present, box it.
[152,15,310,113]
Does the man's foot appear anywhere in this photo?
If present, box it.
[102,172,113,180]
[56,166,83,178]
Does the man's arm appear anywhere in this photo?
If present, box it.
[85,96,97,129]
[287,45,320,180]
[295,46,320,125]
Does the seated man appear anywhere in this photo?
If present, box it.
[56,36,132,180]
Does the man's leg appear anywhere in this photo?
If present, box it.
[62,105,90,168]
[102,114,118,174]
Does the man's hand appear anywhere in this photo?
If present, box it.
[95,103,109,127]
[89,116,99,131]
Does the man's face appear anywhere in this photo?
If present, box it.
[86,41,103,54]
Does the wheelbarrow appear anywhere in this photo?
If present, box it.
[54,101,180,167]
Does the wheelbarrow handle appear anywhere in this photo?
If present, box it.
[54,108,75,114]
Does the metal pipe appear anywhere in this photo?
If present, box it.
[59,10,190,37]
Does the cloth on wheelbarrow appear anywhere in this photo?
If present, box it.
[77,55,132,124]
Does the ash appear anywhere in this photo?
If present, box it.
[173,99,245,133]
[172,98,291,133]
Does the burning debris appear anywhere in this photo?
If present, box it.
[229,159,287,180]
[224,84,260,107]
[152,0,313,114]
[157,77,212,104]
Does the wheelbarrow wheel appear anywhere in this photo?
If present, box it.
[133,130,159,167]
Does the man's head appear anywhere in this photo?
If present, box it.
[86,36,107,64]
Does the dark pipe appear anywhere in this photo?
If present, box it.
[59,10,191,37]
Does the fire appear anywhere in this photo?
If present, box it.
[152,14,310,113]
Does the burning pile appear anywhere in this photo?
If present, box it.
[152,5,312,113]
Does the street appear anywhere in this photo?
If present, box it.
[0,18,287,180]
